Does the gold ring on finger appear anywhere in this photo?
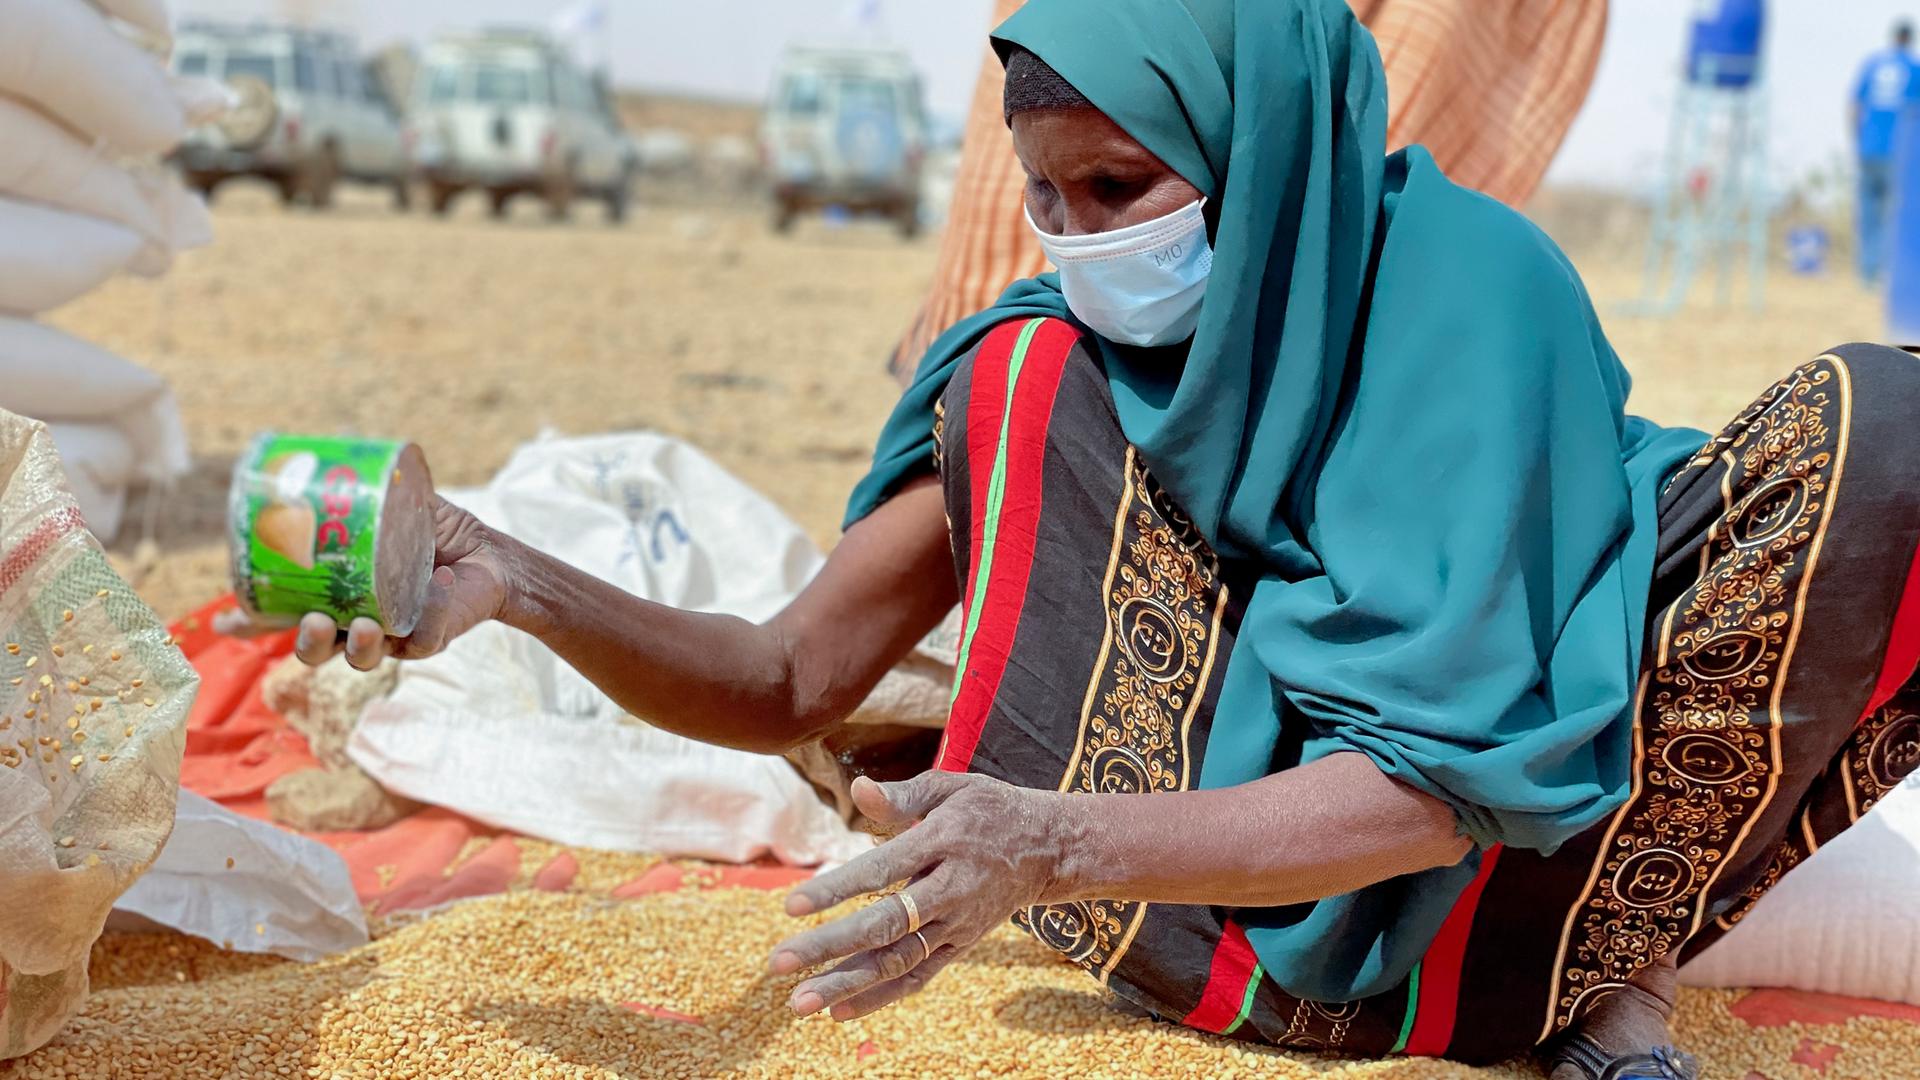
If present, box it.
[911,930,931,965]
[897,891,922,934]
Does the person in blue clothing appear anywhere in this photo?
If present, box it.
[1852,20,1919,282]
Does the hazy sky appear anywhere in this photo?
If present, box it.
[176,0,1912,194]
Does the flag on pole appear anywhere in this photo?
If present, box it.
[553,0,608,38]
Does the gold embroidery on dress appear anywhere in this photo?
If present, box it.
[1542,358,1853,1037]
[1279,1000,1360,1051]
[1019,454,1228,984]
[1715,702,1920,933]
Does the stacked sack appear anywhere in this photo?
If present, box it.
[0,0,228,541]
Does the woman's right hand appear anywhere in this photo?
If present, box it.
[216,496,512,671]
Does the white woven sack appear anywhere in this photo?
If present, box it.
[0,317,192,487]
[0,0,184,155]
[0,407,198,1059]
[1681,773,1920,1004]
[0,198,140,315]
[89,0,170,39]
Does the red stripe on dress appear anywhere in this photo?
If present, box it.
[1403,843,1505,1057]
[930,320,1022,771]
[1860,537,1920,723]
[936,319,1079,772]
[1182,919,1262,1034]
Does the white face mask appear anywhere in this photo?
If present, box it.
[1027,198,1212,347]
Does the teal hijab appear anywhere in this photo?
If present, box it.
[847,0,1704,1000]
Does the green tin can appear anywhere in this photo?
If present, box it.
[228,433,436,635]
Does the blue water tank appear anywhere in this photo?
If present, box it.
[1686,0,1765,88]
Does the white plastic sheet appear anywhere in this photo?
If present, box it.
[110,790,368,963]
[349,432,872,865]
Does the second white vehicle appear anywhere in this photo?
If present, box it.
[411,31,635,222]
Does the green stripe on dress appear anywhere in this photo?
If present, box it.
[1220,962,1265,1036]
[1390,962,1422,1053]
[948,317,1047,704]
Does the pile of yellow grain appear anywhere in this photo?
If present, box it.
[14,860,1916,1079]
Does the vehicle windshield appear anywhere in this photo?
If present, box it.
[174,49,209,77]
[778,73,824,116]
[423,60,546,106]
[424,63,461,104]
[220,51,282,88]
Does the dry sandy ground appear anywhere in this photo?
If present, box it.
[47,183,1888,621]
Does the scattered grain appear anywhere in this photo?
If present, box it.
[62,609,73,622]
[55,835,75,847]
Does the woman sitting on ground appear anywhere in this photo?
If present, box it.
[283,1,1920,1075]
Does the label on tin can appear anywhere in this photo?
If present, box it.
[229,433,434,635]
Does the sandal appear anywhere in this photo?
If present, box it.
[1550,1034,1700,1080]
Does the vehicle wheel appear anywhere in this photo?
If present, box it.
[300,143,340,209]
[544,162,576,222]
[276,173,301,206]
[186,172,221,203]
[896,201,922,240]
[428,181,459,217]
[488,188,513,219]
[772,198,799,234]
[604,169,633,225]
[391,176,413,212]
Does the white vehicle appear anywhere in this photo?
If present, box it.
[411,31,635,222]
[171,22,412,209]
[762,47,929,237]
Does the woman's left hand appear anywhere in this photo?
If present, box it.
[769,771,1081,1021]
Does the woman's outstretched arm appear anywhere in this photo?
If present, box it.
[288,477,957,755]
